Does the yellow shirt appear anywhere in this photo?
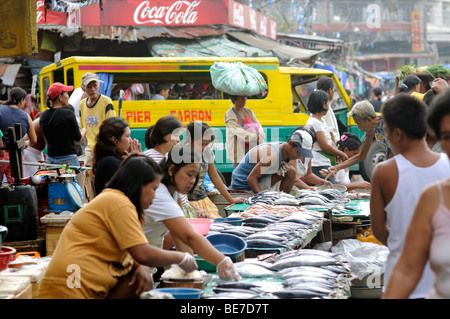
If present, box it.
[411,91,425,101]
[38,189,148,299]
[79,94,116,150]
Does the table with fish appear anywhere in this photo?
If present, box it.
[202,249,353,299]
[200,189,371,299]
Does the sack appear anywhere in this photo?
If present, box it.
[210,61,268,96]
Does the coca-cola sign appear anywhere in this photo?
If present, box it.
[133,1,201,25]
[38,0,277,40]
[80,0,228,27]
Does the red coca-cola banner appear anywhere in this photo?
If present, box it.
[82,0,228,26]
[36,0,277,39]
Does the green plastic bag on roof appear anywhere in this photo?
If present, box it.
[210,61,268,96]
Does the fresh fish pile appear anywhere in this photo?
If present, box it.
[244,189,351,214]
[240,204,313,218]
[209,210,324,250]
[245,190,301,206]
[210,221,257,238]
[234,260,275,278]
[270,249,352,299]
[208,249,353,299]
[206,281,269,299]
[297,192,339,207]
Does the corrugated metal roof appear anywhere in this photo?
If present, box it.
[227,31,326,66]
[277,33,344,44]
[148,35,272,58]
[38,24,227,41]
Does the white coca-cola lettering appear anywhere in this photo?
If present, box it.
[249,9,257,31]
[259,15,267,36]
[270,20,277,40]
[134,0,200,25]
[233,2,244,27]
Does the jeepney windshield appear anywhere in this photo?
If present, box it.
[291,75,348,114]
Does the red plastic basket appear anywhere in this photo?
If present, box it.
[0,246,16,271]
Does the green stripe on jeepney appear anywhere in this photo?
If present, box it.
[129,125,297,174]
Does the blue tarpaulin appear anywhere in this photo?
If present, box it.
[313,63,338,76]
[97,73,113,97]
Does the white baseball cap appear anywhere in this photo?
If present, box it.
[290,130,314,158]
[81,72,103,87]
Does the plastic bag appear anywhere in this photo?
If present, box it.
[331,239,389,280]
[210,61,268,96]
[203,172,218,194]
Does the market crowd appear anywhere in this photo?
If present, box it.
[0,71,449,299]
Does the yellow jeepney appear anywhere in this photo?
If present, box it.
[40,56,364,177]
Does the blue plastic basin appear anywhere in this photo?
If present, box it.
[153,288,203,299]
[206,233,247,259]
[213,217,244,226]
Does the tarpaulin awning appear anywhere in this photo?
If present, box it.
[226,31,326,66]
[148,35,272,58]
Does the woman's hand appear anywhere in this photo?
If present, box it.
[354,181,371,190]
[125,138,142,156]
[129,265,154,297]
[335,152,348,163]
[320,167,338,181]
[196,209,210,219]
[231,197,246,204]
[322,180,333,187]
[177,252,198,273]
[431,78,448,93]
[217,257,239,281]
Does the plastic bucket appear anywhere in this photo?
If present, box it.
[0,246,16,271]
[0,226,7,250]
[186,218,213,235]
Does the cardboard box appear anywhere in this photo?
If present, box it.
[45,226,65,256]
[40,213,72,256]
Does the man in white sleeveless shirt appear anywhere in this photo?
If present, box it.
[370,93,450,299]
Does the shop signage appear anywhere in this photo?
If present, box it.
[411,11,423,52]
[228,0,277,40]
[83,0,228,27]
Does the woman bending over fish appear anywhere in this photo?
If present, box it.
[143,144,239,281]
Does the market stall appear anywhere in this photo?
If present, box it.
[147,187,383,300]
[0,153,381,300]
